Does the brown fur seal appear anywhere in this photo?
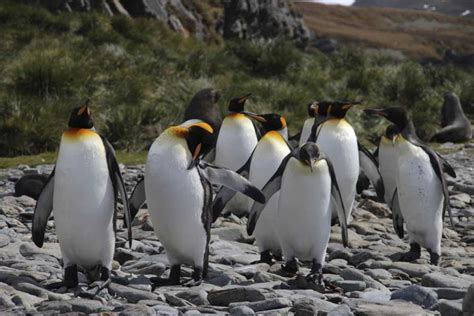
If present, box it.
[183,88,222,132]
[431,92,472,143]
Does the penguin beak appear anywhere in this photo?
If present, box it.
[341,102,360,111]
[77,105,90,116]
[391,134,398,145]
[241,111,266,123]
[188,143,202,170]
[364,108,386,117]
[306,159,314,172]
[238,93,252,104]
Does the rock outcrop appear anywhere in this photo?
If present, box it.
[221,0,312,46]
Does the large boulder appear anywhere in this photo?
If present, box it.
[221,0,312,46]
[431,92,472,143]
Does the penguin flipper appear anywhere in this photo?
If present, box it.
[128,176,146,225]
[252,121,263,140]
[211,154,254,222]
[247,154,292,235]
[358,141,385,201]
[307,116,328,143]
[436,152,456,178]
[288,131,301,143]
[100,136,133,247]
[391,188,404,238]
[32,168,55,248]
[324,157,348,247]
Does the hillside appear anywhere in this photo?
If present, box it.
[294,2,474,59]
[353,0,473,17]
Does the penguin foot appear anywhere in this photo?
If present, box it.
[183,267,203,287]
[46,265,78,290]
[282,258,299,276]
[151,265,181,288]
[259,250,274,265]
[400,243,421,262]
[428,249,440,266]
[273,253,283,262]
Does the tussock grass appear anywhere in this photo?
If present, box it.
[0,1,473,157]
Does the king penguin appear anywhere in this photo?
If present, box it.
[248,143,348,285]
[296,101,318,147]
[133,122,265,286]
[32,102,132,291]
[364,107,456,265]
[214,113,292,264]
[213,94,262,216]
[308,101,363,221]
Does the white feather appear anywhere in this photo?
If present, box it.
[145,129,207,268]
[378,137,398,206]
[54,132,114,270]
[278,158,332,263]
[299,118,314,147]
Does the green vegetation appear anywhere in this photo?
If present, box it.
[0,1,473,157]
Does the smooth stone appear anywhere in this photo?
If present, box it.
[328,249,353,262]
[391,285,438,309]
[253,271,287,283]
[176,289,209,305]
[421,272,471,289]
[19,242,61,259]
[151,304,180,315]
[327,303,354,316]
[229,298,292,312]
[109,282,158,303]
[37,300,73,313]
[357,199,391,217]
[165,293,193,307]
[229,305,255,315]
[366,269,392,281]
[68,298,107,313]
[462,284,474,313]
[436,288,467,300]
[234,263,270,278]
[346,299,430,315]
[335,280,367,292]
[439,299,463,316]
[291,297,337,315]
[390,262,431,278]
[0,234,10,248]
[207,287,265,306]
[358,290,391,303]
[114,248,143,264]
[115,304,155,315]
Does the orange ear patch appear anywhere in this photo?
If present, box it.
[191,122,214,134]
[169,126,189,138]
[280,117,287,128]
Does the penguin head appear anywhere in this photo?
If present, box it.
[364,107,409,130]
[68,100,93,129]
[297,142,321,172]
[309,101,331,117]
[228,93,251,113]
[253,113,287,132]
[327,101,361,118]
[185,122,214,169]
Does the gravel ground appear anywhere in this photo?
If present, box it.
[0,144,473,315]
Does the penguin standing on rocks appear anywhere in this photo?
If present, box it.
[248,143,347,285]
[213,113,292,264]
[364,107,456,265]
[308,101,383,220]
[213,94,262,216]
[132,122,265,286]
[32,102,132,291]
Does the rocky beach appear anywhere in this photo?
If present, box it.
[0,143,472,315]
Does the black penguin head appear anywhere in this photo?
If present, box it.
[309,101,331,117]
[327,101,361,118]
[68,100,94,129]
[364,107,409,130]
[254,113,287,132]
[297,143,321,172]
[228,93,251,113]
[186,122,214,169]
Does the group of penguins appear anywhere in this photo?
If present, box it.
[32,94,456,294]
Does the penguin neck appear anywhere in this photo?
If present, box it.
[400,120,421,144]
[277,127,288,140]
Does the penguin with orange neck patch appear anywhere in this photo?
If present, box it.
[32,101,132,292]
[213,113,292,264]
[213,94,263,216]
[308,101,384,221]
[132,122,265,286]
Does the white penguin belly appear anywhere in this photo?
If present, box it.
[214,114,258,214]
[54,133,114,269]
[145,136,207,268]
[250,133,291,253]
[397,141,443,251]
[379,140,399,206]
[316,120,359,219]
[277,158,332,262]
[299,118,315,147]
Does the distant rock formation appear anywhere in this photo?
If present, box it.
[431,92,472,143]
[221,0,312,46]
[353,0,473,18]
[21,0,312,44]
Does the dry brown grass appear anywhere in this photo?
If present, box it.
[294,2,474,58]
